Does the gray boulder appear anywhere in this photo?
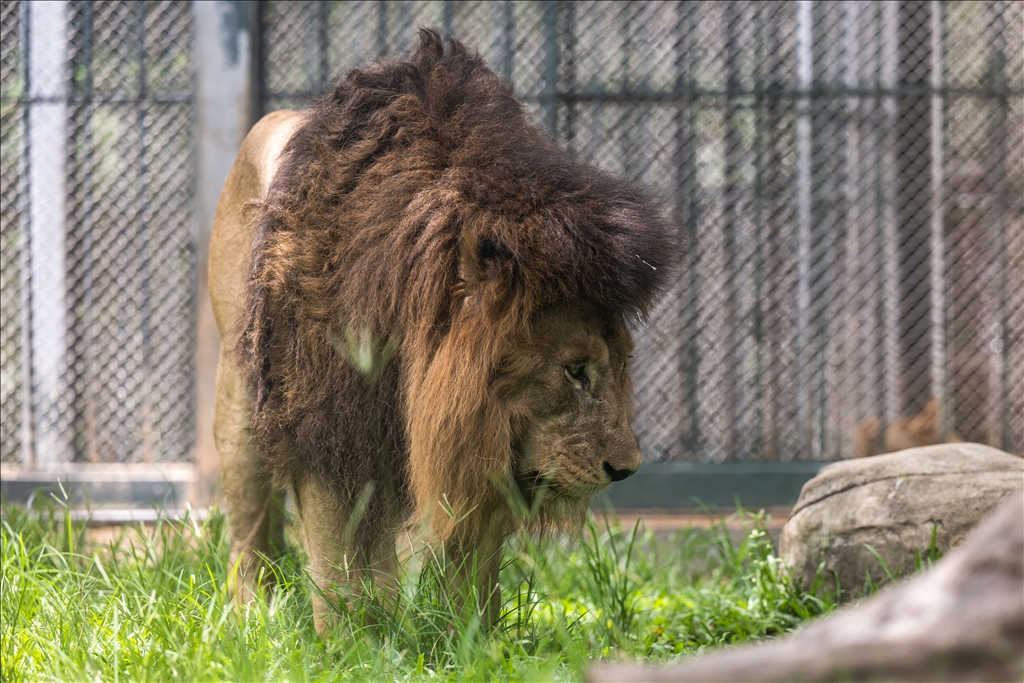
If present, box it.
[779,443,1023,598]
[589,492,1024,682]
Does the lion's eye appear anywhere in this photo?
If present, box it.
[564,363,590,391]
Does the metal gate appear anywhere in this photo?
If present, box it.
[1,1,198,508]
[2,1,197,467]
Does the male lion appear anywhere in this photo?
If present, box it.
[210,30,677,630]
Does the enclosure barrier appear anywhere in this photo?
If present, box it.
[1,1,1021,509]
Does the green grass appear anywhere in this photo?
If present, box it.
[1,500,837,682]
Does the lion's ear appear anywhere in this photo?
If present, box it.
[459,232,513,310]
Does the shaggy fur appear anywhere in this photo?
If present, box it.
[237,30,677,547]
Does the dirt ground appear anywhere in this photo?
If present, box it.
[610,507,792,546]
[81,506,794,550]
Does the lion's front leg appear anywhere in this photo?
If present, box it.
[442,534,504,627]
[474,545,504,627]
[292,476,399,634]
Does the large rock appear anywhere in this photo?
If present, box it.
[779,443,1023,598]
[589,492,1024,682]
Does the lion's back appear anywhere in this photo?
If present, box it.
[209,109,305,338]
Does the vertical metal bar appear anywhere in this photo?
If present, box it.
[620,3,633,178]
[249,0,265,124]
[376,0,387,57]
[929,0,949,440]
[185,4,200,466]
[762,7,788,461]
[872,1,897,454]
[872,1,887,453]
[27,0,71,465]
[442,0,454,36]
[500,0,514,83]
[839,0,859,459]
[895,0,933,418]
[796,0,813,460]
[676,1,701,459]
[79,0,98,461]
[985,0,1009,451]
[542,0,560,137]
[811,3,845,460]
[318,0,329,91]
[136,1,153,461]
[397,2,411,51]
[564,1,575,152]
[751,0,766,460]
[721,0,742,460]
[17,0,32,466]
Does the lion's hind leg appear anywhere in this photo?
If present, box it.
[215,349,286,602]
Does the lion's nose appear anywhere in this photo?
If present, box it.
[603,461,636,482]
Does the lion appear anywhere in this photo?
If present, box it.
[209,30,677,631]
[854,398,964,458]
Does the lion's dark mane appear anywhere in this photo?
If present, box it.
[238,30,676,535]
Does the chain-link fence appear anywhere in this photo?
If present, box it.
[1,1,196,466]
[2,1,1021,472]
[256,0,1022,462]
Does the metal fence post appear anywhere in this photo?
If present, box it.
[541,0,560,137]
[928,0,948,440]
[796,0,813,459]
[25,0,71,466]
[721,1,743,461]
[896,0,934,418]
[676,0,701,461]
[192,0,257,505]
[985,0,1010,452]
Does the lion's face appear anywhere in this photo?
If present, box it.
[495,302,643,501]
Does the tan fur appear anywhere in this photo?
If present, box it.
[210,109,303,602]
[211,32,677,631]
[854,398,964,458]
